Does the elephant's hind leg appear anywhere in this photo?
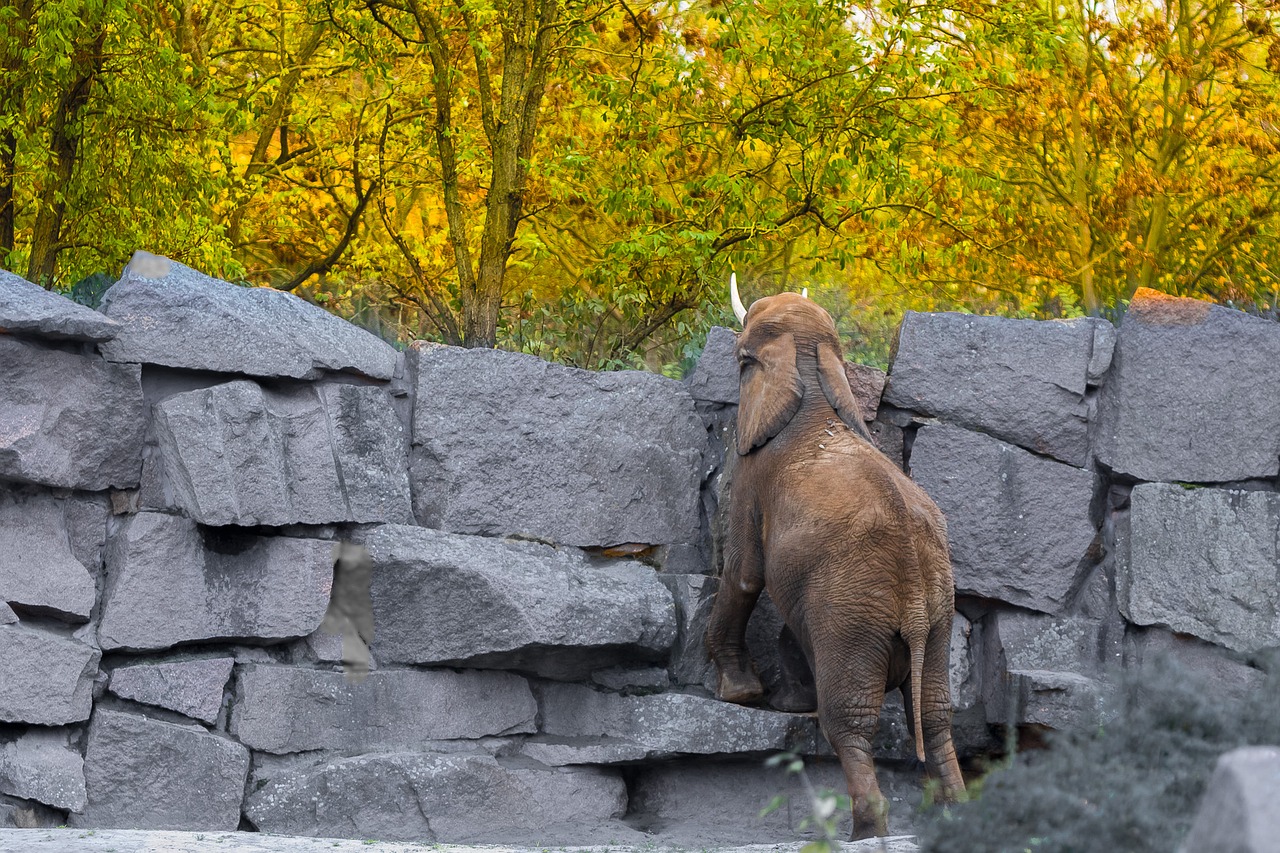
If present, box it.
[922,620,966,801]
[814,652,890,839]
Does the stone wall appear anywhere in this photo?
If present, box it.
[1,255,1274,842]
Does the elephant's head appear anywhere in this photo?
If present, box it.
[730,275,868,455]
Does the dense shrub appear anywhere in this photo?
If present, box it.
[918,654,1280,853]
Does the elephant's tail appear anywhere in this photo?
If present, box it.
[908,628,926,762]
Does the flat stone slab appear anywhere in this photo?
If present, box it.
[0,625,99,725]
[538,685,825,758]
[107,657,235,724]
[1121,483,1280,653]
[1180,747,1280,853]
[98,251,398,380]
[246,752,629,844]
[231,664,536,753]
[909,423,1098,614]
[0,270,120,341]
[362,525,676,678]
[884,312,1112,465]
[152,380,411,526]
[0,336,144,490]
[0,727,86,812]
[0,833,918,853]
[0,487,105,621]
[98,513,333,652]
[409,343,704,546]
[1096,288,1280,482]
[72,708,249,830]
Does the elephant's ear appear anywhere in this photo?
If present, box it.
[817,342,872,440]
[737,335,804,454]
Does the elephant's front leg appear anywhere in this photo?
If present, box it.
[705,509,766,704]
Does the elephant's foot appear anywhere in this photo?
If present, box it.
[769,683,817,713]
[716,669,765,705]
[849,791,889,840]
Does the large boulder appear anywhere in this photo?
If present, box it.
[683,326,739,404]
[661,573,718,690]
[0,728,86,812]
[0,270,119,341]
[409,343,704,547]
[626,757,856,842]
[909,423,1098,614]
[0,487,107,621]
[1096,289,1280,482]
[107,657,235,725]
[0,337,144,490]
[362,525,676,678]
[1179,747,1280,853]
[535,684,825,760]
[0,625,99,725]
[1123,628,1264,701]
[1120,484,1280,653]
[244,751,629,844]
[98,513,333,652]
[98,251,398,380]
[151,380,411,527]
[231,665,536,753]
[981,610,1120,728]
[72,709,249,830]
[884,312,1113,466]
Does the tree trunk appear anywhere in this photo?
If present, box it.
[26,30,105,286]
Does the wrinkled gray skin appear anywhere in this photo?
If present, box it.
[704,292,966,839]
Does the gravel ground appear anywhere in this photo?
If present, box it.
[0,830,918,853]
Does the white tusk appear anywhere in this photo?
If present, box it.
[730,273,748,325]
[801,287,808,299]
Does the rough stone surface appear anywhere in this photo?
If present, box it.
[661,574,718,690]
[949,613,979,712]
[0,488,104,621]
[152,380,411,527]
[1120,483,1280,653]
[0,728,86,812]
[981,610,1117,728]
[884,312,1110,465]
[844,362,886,422]
[73,708,249,830]
[0,626,98,725]
[107,658,234,725]
[231,665,536,753]
[0,603,14,626]
[0,830,921,853]
[98,513,333,652]
[684,326,739,404]
[628,759,926,843]
[363,525,676,679]
[244,752,627,843]
[1179,746,1280,853]
[98,252,398,380]
[538,685,824,758]
[409,343,704,546]
[0,271,120,341]
[1123,628,1264,701]
[1095,289,1280,482]
[0,336,144,490]
[1005,670,1103,729]
[910,423,1098,614]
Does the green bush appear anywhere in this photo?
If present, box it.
[918,654,1280,853]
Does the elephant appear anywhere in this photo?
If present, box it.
[704,278,966,839]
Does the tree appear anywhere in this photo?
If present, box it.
[912,0,1280,315]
